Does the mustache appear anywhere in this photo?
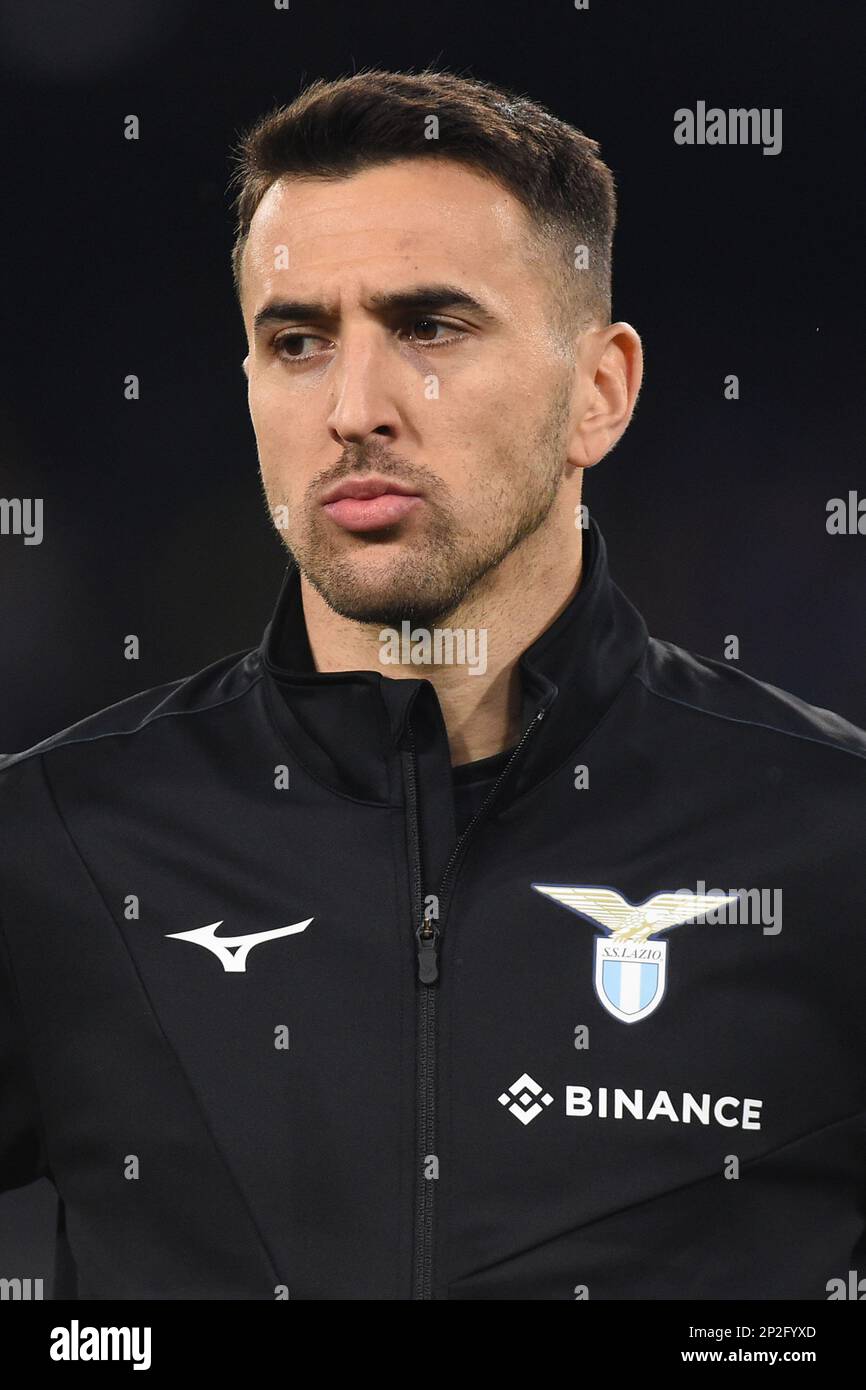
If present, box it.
[306,444,447,504]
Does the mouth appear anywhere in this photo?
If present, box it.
[320,476,424,533]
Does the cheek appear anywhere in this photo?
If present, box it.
[249,387,299,469]
[248,378,283,436]
[448,369,527,449]
[248,389,319,504]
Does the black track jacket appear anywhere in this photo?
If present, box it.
[2,517,865,1300]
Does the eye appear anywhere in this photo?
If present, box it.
[402,316,464,347]
[272,316,465,365]
[273,332,331,362]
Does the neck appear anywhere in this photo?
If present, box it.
[300,514,584,766]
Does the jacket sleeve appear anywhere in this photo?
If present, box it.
[0,913,48,1192]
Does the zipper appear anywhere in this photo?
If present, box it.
[404,702,549,1300]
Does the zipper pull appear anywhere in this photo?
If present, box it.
[416,921,440,984]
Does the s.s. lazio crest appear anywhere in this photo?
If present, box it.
[531,885,736,1023]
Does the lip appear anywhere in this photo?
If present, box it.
[320,475,424,533]
[322,493,423,533]
[320,476,422,505]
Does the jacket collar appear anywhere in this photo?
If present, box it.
[257,515,648,807]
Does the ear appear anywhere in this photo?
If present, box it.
[567,322,643,470]
[242,354,250,380]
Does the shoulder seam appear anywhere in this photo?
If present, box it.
[635,671,866,766]
[1,665,263,770]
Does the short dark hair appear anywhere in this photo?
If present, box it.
[228,66,617,335]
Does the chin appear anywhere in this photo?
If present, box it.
[320,579,443,628]
[297,522,471,624]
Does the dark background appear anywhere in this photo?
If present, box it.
[1,0,863,1291]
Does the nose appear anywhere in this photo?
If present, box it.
[326,328,402,447]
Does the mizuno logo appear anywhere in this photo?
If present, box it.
[165,918,313,972]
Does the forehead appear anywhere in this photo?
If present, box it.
[240,157,542,313]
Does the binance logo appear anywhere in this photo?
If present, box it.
[498,1073,554,1125]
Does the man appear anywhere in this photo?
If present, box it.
[1,68,864,1302]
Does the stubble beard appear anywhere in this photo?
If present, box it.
[271,381,572,627]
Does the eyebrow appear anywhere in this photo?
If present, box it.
[252,283,499,335]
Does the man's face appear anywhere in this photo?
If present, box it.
[241,157,579,625]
